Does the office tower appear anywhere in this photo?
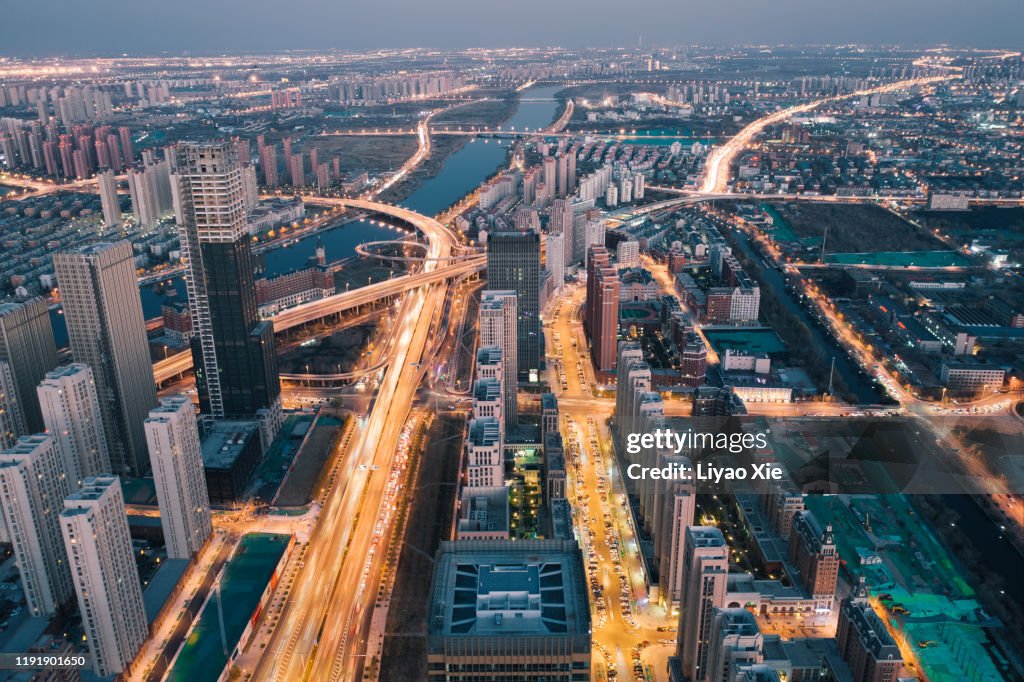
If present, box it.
[789,511,839,610]
[837,581,903,682]
[706,609,764,682]
[426,539,591,680]
[61,476,147,678]
[486,231,541,376]
[0,435,74,617]
[173,143,282,442]
[144,396,212,559]
[0,299,58,434]
[585,246,620,372]
[97,169,120,228]
[53,242,157,475]
[0,362,26,449]
[678,526,729,682]
[37,364,110,487]
[465,417,503,487]
[479,291,519,426]
[545,231,565,295]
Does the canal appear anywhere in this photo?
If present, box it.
[728,228,888,404]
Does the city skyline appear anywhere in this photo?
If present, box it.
[2,2,1024,57]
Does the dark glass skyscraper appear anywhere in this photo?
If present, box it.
[173,142,282,440]
[486,230,541,375]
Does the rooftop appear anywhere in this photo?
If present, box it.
[201,420,260,469]
[428,539,590,639]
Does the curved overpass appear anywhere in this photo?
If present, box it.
[151,197,483,383]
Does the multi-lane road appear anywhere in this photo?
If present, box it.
[250,202,455,682]
[696,75,954,194]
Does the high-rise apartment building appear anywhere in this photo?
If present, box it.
[654,454,696,610]
[678,526,729,682]
[173,142,282,443]
[61,476,148,677]
[479,290,519,426]
[0,298,58,433]
[144,396,212,559]
[97,168,120,228]
[127,158,174,229]
[0,434,74,617]
[486,231,541,376]
[37,364,110,487]
[585,246,620,372]
[53,242,157,475]
[0,362,25,449]
[546,231,565,294]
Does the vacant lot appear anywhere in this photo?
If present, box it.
[306,136,419,176]
[433,97,518,128]
[771,202,946,254]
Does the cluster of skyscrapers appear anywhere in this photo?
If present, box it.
[0,139,285,675]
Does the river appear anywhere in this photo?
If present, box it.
[48,85,565,347]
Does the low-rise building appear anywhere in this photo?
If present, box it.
[426,539,591,681]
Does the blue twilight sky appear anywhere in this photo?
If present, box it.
[1,0,1021,57]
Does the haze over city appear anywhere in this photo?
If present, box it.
[3,1,1024,55]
